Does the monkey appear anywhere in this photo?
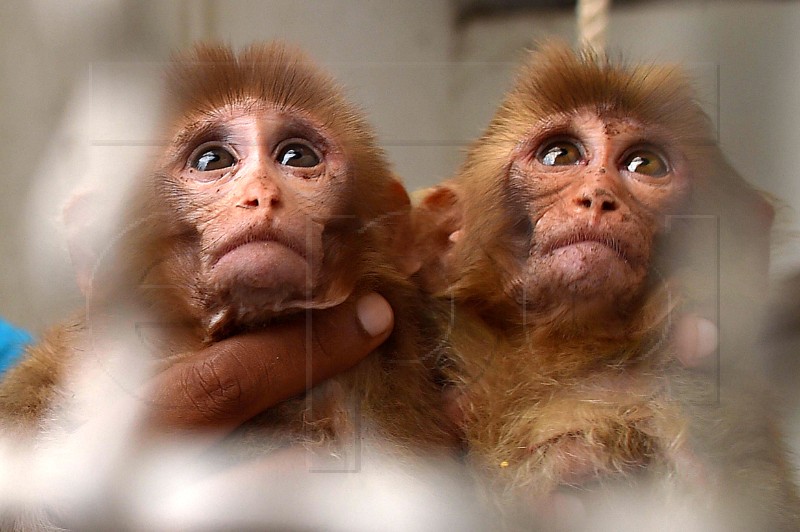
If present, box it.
[413,42,798,529]
[0,42,457,529]
[762,271,800,409]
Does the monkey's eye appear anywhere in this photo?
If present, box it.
[622,149,669,177]
[190,145,236,172]
[276,140,321,168]
[536,140,583,166]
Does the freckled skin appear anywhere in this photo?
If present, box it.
[506,110,689,323]
[159,103,360,333]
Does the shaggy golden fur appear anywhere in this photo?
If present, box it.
[415,42,798,529]
[0,42,456,530]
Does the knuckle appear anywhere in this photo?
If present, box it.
[180,355,244,422]
[310,317,335,365]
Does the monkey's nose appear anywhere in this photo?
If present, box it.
[236,178,281,209]
[575,189,618,212]
[238,196,279,209]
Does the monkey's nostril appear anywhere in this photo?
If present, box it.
[578,197,592,209]
[601,199,617,211]
[237,198,260,209]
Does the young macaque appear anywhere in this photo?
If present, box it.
[415,43,798,529]
[0,42,456,527]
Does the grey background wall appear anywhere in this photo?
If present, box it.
[1,0,799,333]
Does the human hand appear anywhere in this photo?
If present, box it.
[673,313,719,369]
[140,292,394,442]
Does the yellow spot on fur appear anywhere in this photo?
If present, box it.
[500,460,509,468]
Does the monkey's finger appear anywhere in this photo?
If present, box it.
[141,292,394,437]
[441,386,468,429]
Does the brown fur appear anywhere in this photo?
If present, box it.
[0,42,455,530]
[415,42,797,529]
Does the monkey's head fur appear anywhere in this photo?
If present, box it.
[415,42,771,339]
[162,41,398,225]
[88,42,416,340]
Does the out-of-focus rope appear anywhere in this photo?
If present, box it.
[577,0,611,53]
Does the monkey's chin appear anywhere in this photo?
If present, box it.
[209,241,320,314]
[521,243,646,316]
[550,242,639,292]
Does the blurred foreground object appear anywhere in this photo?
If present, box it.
[0,319,31,375]
[0,41,458,529]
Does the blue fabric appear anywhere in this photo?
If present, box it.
[0,318,32,374]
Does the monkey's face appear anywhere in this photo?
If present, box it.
[163,103,360,330]
[504,110,690,318]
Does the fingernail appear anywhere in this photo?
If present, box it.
[695,317,719,359]
[674,315,698,367]
[675,314,718,368]
[356,293,394,337]
[550,492,586,526]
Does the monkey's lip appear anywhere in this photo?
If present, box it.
[544,233,628,262]
[210,230,308,267]
[210,239,310,293]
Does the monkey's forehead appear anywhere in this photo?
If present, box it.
[525,108,658,133]
[165,59,375,149]
[487,102,712,157]
[169,97,331,131]
[163,97,382,159]
[497,49,712,144]
[168,102,332,141]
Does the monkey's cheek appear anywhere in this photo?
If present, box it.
[210,242,313,295]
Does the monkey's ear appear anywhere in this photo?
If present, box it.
[62,191,102,296]
[384,177,423,277]
[411,184,464,293]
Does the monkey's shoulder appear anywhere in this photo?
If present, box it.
[0,313,88,428]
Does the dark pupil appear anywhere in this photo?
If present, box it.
[197,151,221,171]
[280,145,319,167]
[543,146,568,165]
[629,156,651,172]
[281,149,302,165]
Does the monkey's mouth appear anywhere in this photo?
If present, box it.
[207,225,318,296]
[210,228,309,267]
[544,232,629,262]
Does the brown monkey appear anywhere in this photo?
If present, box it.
[415,43,798,529]
[0,42,456,528]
